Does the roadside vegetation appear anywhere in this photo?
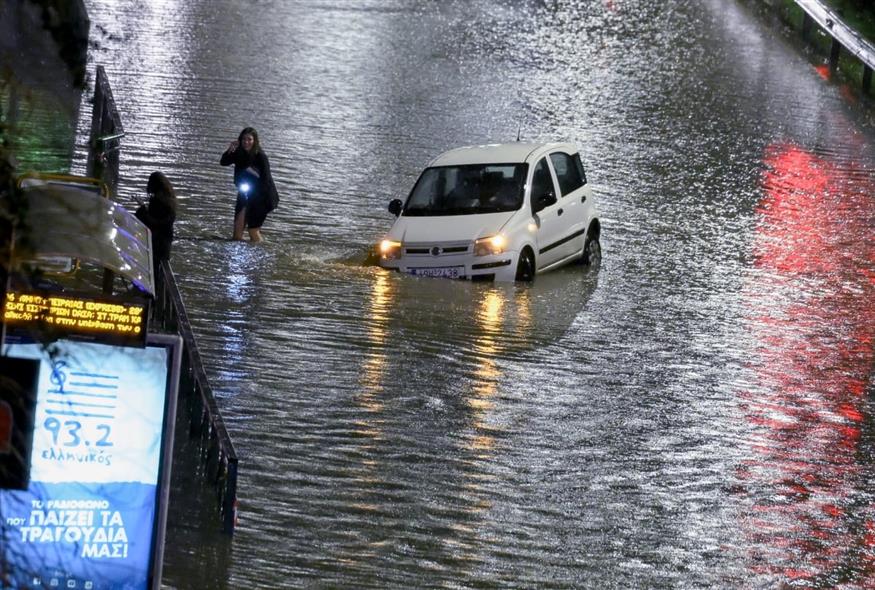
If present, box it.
[818,0,875,43]
[768,0,875,95]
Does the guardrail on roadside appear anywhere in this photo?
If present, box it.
[152,261,239,535]
[85,65,239,535]
[795,0,875,93]
[86,66,125,195]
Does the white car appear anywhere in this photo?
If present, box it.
[377,142,601,281]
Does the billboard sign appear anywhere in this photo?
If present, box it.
[0,334,181,589]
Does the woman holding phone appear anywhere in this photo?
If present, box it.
[220,127,278,242]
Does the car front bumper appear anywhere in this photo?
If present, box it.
[379,251,518,282]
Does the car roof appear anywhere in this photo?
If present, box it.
[429,142,575,167]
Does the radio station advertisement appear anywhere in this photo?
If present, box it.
[0,339,172,589]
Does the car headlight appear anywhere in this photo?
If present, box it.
[379,239,402,260]
[474,234,506,257]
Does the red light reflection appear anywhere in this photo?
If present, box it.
[814,64,831,81]
[738,141,875,587]
[813,63,858,103]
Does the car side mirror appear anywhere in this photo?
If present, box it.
[533,191,556,213]
[388,199,403,217]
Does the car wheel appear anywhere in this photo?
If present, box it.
[581,235,601,266]
[515,248,535,282]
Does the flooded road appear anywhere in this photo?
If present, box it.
[67,0,875,587]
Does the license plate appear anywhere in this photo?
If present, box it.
[408,266,464,279]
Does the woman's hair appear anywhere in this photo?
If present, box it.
[146,171,177,215]
[238,127,261,155]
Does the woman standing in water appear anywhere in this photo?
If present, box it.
[220,127,278,242]
[135,171,177,273]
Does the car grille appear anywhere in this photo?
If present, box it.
[404,241,470,257]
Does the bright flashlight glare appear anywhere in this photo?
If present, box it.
[239,182,251,193]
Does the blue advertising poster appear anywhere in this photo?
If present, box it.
[0,337,179,589]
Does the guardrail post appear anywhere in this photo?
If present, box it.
[829,37,842,72]
[222,459,239,534]
[801,12,813,41]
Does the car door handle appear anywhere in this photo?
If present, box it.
[557,208,564,216]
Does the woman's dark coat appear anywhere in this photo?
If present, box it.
[220,148,279,225]
[135,199,175,267]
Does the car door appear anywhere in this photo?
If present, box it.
[548,150,590,260]
[573,152,596,230]
[529,157,566,268]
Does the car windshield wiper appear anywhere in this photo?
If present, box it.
[403,207,432,216]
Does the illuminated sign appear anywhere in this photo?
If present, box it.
[3,292,148,347]
[0,335,181,589]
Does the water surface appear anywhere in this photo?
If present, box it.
[71,0,875,587]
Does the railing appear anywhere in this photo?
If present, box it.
[83,65,239,534]
[152,261,239,535]
[86,65,125,195]
[795,0,875,93]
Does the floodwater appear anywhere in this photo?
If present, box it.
[63,0,875,587]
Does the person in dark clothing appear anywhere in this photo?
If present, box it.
[220,127,278,242]
[135,171,177,275]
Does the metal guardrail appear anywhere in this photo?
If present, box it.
[86,66,125,195]
[84,65,239,535]
[795,0,875,92]
[152,261,239,535]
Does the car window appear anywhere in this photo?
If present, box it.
[549,152,585,196]
[530,159,556,210]
[574,153,588,186]
[404,164,526,216]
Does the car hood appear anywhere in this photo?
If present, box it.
[387,212,516,243]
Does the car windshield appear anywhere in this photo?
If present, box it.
[403,164,527,216]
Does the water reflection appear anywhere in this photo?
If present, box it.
[332,269,599,585]
[358,270,392,406]
[189,241,279,396]
[467,289,504,451]
[349,269,389,526]
[737,140,875,587]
